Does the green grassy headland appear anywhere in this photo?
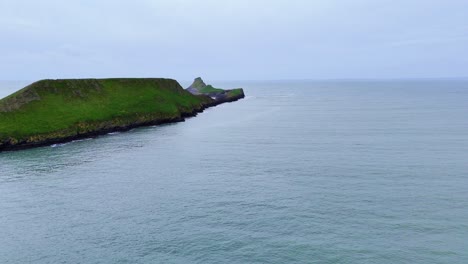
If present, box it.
[0,78,213,149]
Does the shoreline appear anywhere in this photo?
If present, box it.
[0,93,244,152]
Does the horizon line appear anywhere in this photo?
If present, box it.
[1,76,468,83]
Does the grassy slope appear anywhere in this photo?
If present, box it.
[197,85,244,99]
[0,78,211,144]
[198,85,224,94]
[227,88,244,97]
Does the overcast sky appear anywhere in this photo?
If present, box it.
[1,0,467,81]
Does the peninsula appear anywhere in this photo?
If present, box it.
[0,77,244,151]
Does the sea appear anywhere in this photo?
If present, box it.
[1,79,467,263]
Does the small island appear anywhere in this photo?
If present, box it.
[0,77,244,151]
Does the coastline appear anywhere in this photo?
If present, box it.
[0,92,244,152]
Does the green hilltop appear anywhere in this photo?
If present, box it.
[0,78,244,151]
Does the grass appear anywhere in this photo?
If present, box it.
[198,85,224,94]
[0,78,211,143]
[227,88,244,97]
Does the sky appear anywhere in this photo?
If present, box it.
[0,0,467,81]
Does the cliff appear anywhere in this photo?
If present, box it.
[0,78,240,151]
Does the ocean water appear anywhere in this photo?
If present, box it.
[1,80,468,263]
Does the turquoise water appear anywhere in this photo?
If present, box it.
[1,80,468,263]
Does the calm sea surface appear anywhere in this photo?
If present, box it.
[1,80,467,263]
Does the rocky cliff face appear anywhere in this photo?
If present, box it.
[186,77,207,95]
[188,77,207,89]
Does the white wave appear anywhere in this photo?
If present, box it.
[50,142,69,148]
